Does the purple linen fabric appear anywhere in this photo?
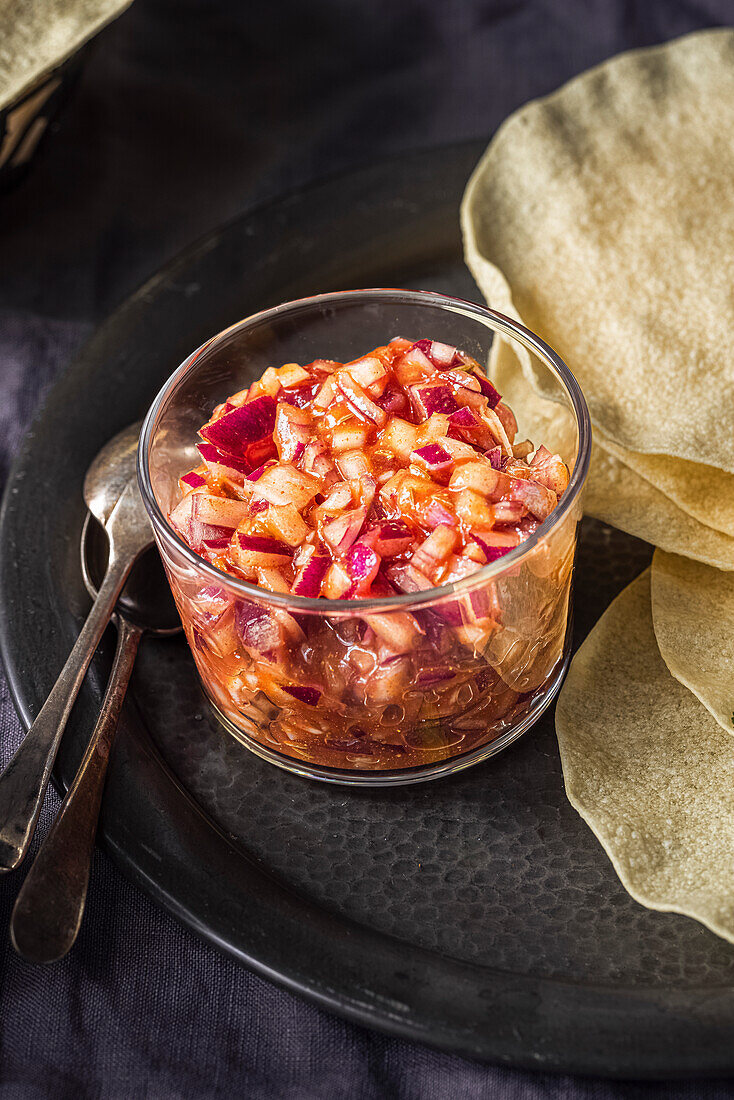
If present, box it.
[2,2,734,1095]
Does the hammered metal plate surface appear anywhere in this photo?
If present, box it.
[2,143,734,1076]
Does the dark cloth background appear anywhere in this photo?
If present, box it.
[2,2,734,1096]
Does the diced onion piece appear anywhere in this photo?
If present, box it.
[529,445,570,495]
[247,460,277,482]
[494,402,518,442]
[330,421,370,453]
[235,600,284,652]
[507,477,557,520]
[410,382,459,418]
[265,502,309,546]
[336,449,371,480]
[486,446,503,469]
[249,367,281,397]
[441,554,484,584]
[193,492,251,529]
[200,396,276,457]
[323,506,367,554]
[309,358,339,377]
[232,532,294,570]
[415,413,450,445]
[345,355,388,394]
[379,417,418,460]
[292,552,330,597]
[274,403,311,463]
[336,373,387,426]
[320,481,354,512]
[440,436,481,462]
[323,561,352,599]
[180,471,207,491]
[473,371,502,408]
[191,521,233,552]
[275,363,311,389]
[386,562,433,594]
[365,611,423,653]
[472,530,520,562]
[454,488,495,529]
[449,461,500,498]
[411,524,458,579]
[449,406,480,430]
[355,473,377,509]
[299,439,332,478]
[256,568,291,593]
[376,384,409,416]
[420,499,457,530]
[424,340,457,367]
[481,406,513,455]
[345,543,381,595]
[492,500,525,524]
[312,376,339,411]
[394,345,436,386]
[283,684,322,706]
[253,463,320,508]
[198,442,253,482]
[411,442,454,476]
[169,493,196,538]
[279,384,319,409]
[369,520,413,557]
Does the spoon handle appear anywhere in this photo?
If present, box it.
[0,549,134,873]
[10,617,142,963]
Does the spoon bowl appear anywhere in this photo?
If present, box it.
[83,422,144,528]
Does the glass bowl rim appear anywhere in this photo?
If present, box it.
[137,287,591,615]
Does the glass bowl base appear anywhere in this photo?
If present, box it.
[204,648,571,787]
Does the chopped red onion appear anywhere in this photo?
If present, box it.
[337,374,387,426]
[449,407,480,429]
[474,373,502,408]
[417,669,455,685]
[486,447,503,469]
[198,443,253,476]
[193,493,250,529]
[180,471,207,490]
[247,460,277,482]
[235,601,283,651]
[344,543,381,594]
[279,383,319,408]
[410,339,464,369]
[236,533,294,557]
[411,383,459,417]
[190,520,234,552]
[200,396,276,456]
[422,500,457,530]
[411,443,454,481]
[323,507,367,554]
[291,554,330,597]
[283,684,322,706]
[376,384,408,415]
[472,534,514,563]
[369,520,413,557]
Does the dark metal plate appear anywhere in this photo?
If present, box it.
[2,143,734,1076]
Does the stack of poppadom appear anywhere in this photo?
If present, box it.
[462,29,734,944]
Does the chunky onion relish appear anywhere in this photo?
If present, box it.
[166,337,573,770]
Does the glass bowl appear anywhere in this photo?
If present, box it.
[138,289,590,786]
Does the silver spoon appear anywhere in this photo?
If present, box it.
[0,423,153,873]
[10,513,181,963]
